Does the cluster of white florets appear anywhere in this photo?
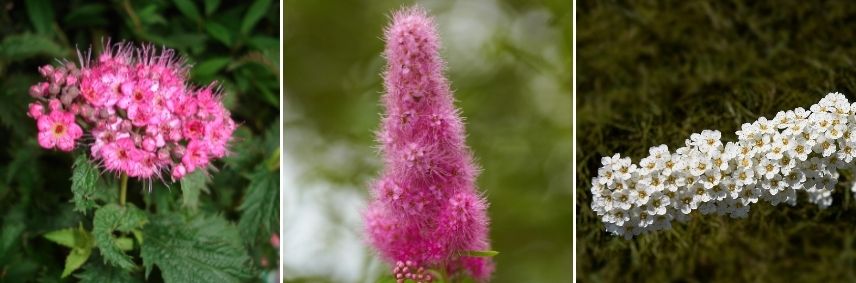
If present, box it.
[591,92,856,238]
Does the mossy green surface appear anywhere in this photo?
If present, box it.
[577,1,856,282]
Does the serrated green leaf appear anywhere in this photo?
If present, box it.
[464,250,499,257]
[93,204,148,270]
[71,155,100,214]
[63,246,92,278]
[77,259,140,283]
[238,168,279,242]
[204,0,221,15]
[25,0,54,35]
[241,0,271,34]
[0,34,65,62]
[180,170,208,211]
[205,22,233,47]
[192,57,231,79]
[173,0,202,23]
[141,214,254,283]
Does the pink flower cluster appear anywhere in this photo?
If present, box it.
[364,7,493,281]
[27,42,235,181]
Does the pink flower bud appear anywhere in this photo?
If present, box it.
[27,103,44,118]
[171,164,186,180]
[38,65,54,77]
[48,99,62,111]
[142,137,157,151]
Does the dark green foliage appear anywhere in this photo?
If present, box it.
[238,166,280,243]
[78,259,141,283]
[578,1,856,282]
[141,214,254,283]
[0,0,279,281]
[71,154,101,214]
[180,170,208,212]
[92,204,148,270]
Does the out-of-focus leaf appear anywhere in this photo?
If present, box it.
[138,4,168,26]
[92,204,148,270]
[141,214,254,282]
[71,154,100,214]
[241,0,271,34]
[173,0,203,23]
[63,3,108,28]
[180,170,208,212]
[77,259,140,283]
[192,56,231,79]
[248,35,279,50]
[204,0,221,15]
[25,0,54,35]
[238,167,279,242]
[205,22,233,47]
[0,222,25,260]
[0,34,65,62]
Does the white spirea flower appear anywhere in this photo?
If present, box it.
[589,92,856,238]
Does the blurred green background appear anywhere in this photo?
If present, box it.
[578,1,856,282]
[283,0,571,282]
[0,0,279,282]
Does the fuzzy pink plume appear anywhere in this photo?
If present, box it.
[364,6,494,281]
[26,41,235,181]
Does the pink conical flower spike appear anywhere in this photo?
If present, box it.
[364,6,494,281]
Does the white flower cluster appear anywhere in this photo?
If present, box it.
[590,92,856,239]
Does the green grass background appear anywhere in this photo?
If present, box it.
[577,1,856,282]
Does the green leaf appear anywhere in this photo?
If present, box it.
[138,4,167,26]
[77,259,140,283]
[116,237,134,251]
[205,22,233,47]
[204,0,221,15]
[464,250,499,257]
[93,204,148,270]
[241,0,271,34]
[63,245,92,278]
[44,228,76,248]
[141,214,254,283]
[0,222,25,260]
[71,155,100,214]
[173,0,202,23]
[180,170,208,211]
[25,0,54,35]
[238,168,279,242]
[63,3,108,28]
[44,225,95,278]
[192,57,231,79]
[0,34,65,62]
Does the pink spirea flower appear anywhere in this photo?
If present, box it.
[364,6,494,281]
[26,41,236,181]
[36,108,82,151]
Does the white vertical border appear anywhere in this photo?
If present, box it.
[571,0,577,281]
[278,0,284,279]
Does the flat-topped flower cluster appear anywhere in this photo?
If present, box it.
[26,42,235,181]
[591,92,856,238]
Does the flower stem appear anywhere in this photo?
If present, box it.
[119,173,128,207]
